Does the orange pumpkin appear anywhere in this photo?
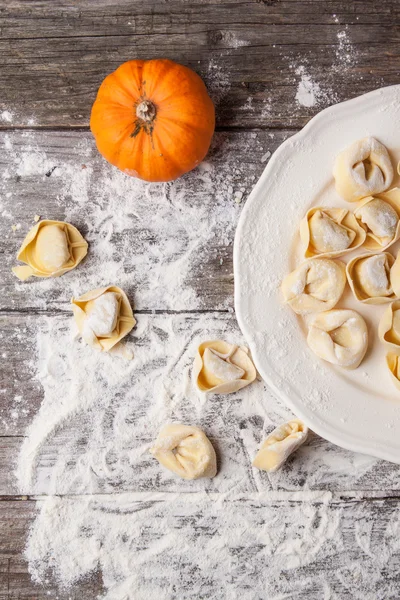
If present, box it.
[90,59,215,182]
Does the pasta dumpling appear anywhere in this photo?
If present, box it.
[354,190,400,252]
[72,286,136,353]
[386,352,400,391]
[389,251,400,298]
[333,137,393,202]
[193,340,256,394]
[300,207,365,258]
[281,258,346,314]
[346,252,396,304]
[307,309,368,369]
[150,423,217,480]
[253,419,308,473]
[378,300,400,350]
[12,220,88,280]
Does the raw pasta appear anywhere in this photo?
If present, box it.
[252,419,308,473]
[354,190,400,252]
[385,352,400,391]
[300,207,365,258]
[333,137,393,202]
[72,286,136,353]
[193,340,256,394]
[346,252,395,304]
[307,309,368,369]
[281,258,346,314]
[150,423,217,480]
[12,219,88,280]
[378,300,400,350]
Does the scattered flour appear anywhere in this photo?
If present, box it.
[2,131,265,313]
[204,58,231,106]
[293,25,358,109]
[0,109,14,123]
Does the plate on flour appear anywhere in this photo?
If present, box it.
[234,85,400,463]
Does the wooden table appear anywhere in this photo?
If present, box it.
[1,1,400,598]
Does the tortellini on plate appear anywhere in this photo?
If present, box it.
[354,190,400,252]
[378,300,400,351]
[72,286,136,353]
[333,137,393,203]
[12,220,88,280]
[300,207,365,258]
[150,423,217,480]
[307,309,368,369]
[281,258,346,315]
[252,419,308,473]
[346,252,396,304]
[193,340,256,394]
[385,352,400,391]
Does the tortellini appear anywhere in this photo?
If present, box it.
[72,286,136,353]
[281,258,346,315]
[150,423,217,480]
[300,207,365,258]
[385,352,400,391]
[333,137,393,203]
[378,300,400,350]
[193,340,256,394]
[252,419,308,473]
[354,190,400,252]
[346,252,396,304]
[307,309,368,369]
[12,220,88,280]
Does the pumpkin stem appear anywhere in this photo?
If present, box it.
[136,100,156,123]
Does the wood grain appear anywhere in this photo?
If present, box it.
[2,313,400,499]
[0,129,289,314]
[1,0,400,597]
[0,0,399,128]
[2,493,400,599]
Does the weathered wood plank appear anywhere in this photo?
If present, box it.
[2,494,400,599]
[0,499,103,600]
[2,313,400,497]
[0,0,399,128]
[0,129,288,313]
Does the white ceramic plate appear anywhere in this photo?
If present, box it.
[234,85,400,464]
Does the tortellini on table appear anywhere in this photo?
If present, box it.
[281,258,346,315]
[333,137,393,203]
[354,190,400,252]
[300,207,365,258]
[72,286,136,353]
[252,419,308,473]
[378,300,400,351]
[193,340,256,394]
[12,220,88,280]
[150,423,217,480]
[307,309,368,369]
[346,252,396,304]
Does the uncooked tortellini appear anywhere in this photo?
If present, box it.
[386,352,400,391]
[300,207,365,258]
[346,252,396,304]
[72,286,136,353]
[193,341,256,394]
[333,137,393,203]
[150,423,217,480]
[378,300,400,351]
[253,419,308,473]
[307,309,368,369]
[12,220,88,280]
[281,258,346,315]
[354,190,400,252]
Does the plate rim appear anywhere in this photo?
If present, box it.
[234,84,400,464]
